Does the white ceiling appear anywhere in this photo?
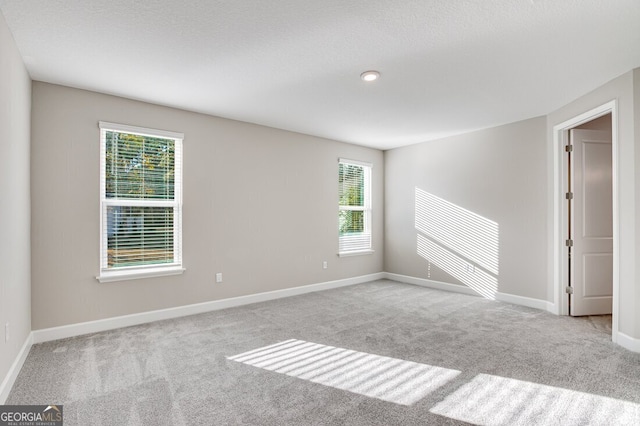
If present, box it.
[1,0,639,150]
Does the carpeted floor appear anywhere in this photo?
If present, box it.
[7,280,640,425]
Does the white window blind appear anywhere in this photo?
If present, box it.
[98,122,183,281]
[338,158,372,254]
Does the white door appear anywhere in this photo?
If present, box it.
[569,129,613,316]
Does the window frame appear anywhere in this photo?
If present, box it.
[338,158,374,256]
[97,121,184,282]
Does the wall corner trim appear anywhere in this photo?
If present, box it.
[0,333,33,404]
[32,273,385,344]
[616,332,640,353]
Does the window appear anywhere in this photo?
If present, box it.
[98,122,183,282]
[338,158,373,255]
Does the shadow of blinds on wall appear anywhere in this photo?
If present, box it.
[415,187,499,299]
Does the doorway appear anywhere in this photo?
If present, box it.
[567,116,612,316]
[552,101,619,343]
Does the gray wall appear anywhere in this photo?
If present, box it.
[30,82,384,330]
[575,113,611,131]
[384,117,548,300]
[0,10,31,391]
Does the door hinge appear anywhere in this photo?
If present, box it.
[565,144,573,152]
[565,286,574,294]
[566,239,573,247]
[565,192,574,200]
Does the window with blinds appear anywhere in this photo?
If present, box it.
[98,122,183,282]
[339,159,372,255]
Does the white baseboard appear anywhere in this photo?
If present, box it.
[546,301,557,314]
[385,272,554,312]
[545,301,561,315]
[32,272,385,344]
[616,331,640,353]
[384,273,477,296]
[0,333,33,404]
[5,270,638,401]
[495,292,554,312]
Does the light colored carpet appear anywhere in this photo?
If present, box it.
[227,339,461,406]
[7,280,640,425]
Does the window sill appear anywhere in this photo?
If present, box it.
[338,249,375,257]
[97,266,185,283]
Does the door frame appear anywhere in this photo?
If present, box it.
[552,100,619,342]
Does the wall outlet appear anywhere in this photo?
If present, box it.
[5,323,8,343]
[215,272,223,283]
[466,264,475,273]
[323,261,328,270]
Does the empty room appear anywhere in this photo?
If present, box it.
[1,1,640,425]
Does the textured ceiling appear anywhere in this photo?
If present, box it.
[1,0,639,150]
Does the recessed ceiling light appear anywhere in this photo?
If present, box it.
[360,70,380,82]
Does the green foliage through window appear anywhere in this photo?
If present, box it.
[100,124,182,273]
[105,131,175,200]
[339,163,366,236]
[339,210,364,235]
[339,163,365,207]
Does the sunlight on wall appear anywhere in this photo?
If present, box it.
[430,374,640,425]
[415,187,499,299]
[228,339,460,406]
[417,234,498,300]
[415,188,499,274]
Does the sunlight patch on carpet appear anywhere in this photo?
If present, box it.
[430,374,640,425]
[227,339,460,405]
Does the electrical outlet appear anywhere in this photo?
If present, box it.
[323,261,328,269]
[5,323,9,343]
[466,264,475,273]
[216,273,223,283]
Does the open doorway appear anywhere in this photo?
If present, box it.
[568,114,612,316]
[552,101,619,343]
